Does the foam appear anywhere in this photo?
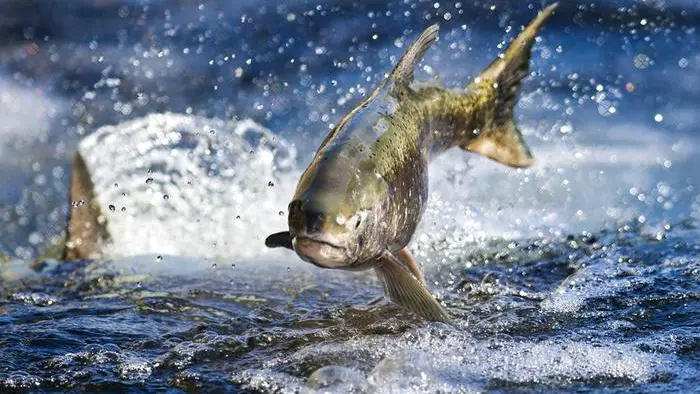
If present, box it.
[233,327,675,393]
[47,344,153,383]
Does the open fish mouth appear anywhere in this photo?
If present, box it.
[292,234,349,268]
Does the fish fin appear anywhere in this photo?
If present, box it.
[315,25,438,152]
[397,247,426,285]
[462,4,557,168]
[464,120,534,168]
[62,151,110,260]
[390,24,439,85]
[265,231,293,250]
[374,251,451,323]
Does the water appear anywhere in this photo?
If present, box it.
[1,0,699,392]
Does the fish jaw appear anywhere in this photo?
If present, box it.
[292,233,351,269]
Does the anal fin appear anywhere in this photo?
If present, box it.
[375,251,451,323]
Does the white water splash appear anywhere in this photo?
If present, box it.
[79,113,299,259]
[234,327,675,393]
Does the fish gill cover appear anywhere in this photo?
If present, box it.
[0,0,699,393]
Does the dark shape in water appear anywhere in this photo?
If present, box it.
[61,152,111,260]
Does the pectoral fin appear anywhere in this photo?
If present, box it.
[396,247,426,285]
[374,251,451,323]
[265,231,293,250]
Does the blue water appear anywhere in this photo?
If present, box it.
[0,0,699,392]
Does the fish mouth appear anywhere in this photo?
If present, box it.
[292,233,349,268]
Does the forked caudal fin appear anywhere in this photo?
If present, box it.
[463,3,558,168]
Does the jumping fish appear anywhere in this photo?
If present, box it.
[265,4,558,322]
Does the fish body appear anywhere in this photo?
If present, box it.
[266,4,559,322]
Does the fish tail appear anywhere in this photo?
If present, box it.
[461,3,558,168]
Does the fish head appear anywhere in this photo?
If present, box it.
[287,157,387,269]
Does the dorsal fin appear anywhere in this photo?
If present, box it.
[390,24,439,85]
[316,24,439,152]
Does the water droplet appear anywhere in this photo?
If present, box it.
[113,182,119,188]
[267,181,275,187]
[136,281,142,288]
[212,263,217,269]
[147,169,153,174]
[231,263,236,269]
[236,215,241,219]
[249,150,255,155]
[146,177,154,184]
[163,194,169,200]
[287,267,291,271]
[121,206,127,212]
[634,53,650,69]
[278,211,284,216]
[209,129,215,135]
[108,204,116,212]
[156,255,163,263]
[654,113,663,122]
